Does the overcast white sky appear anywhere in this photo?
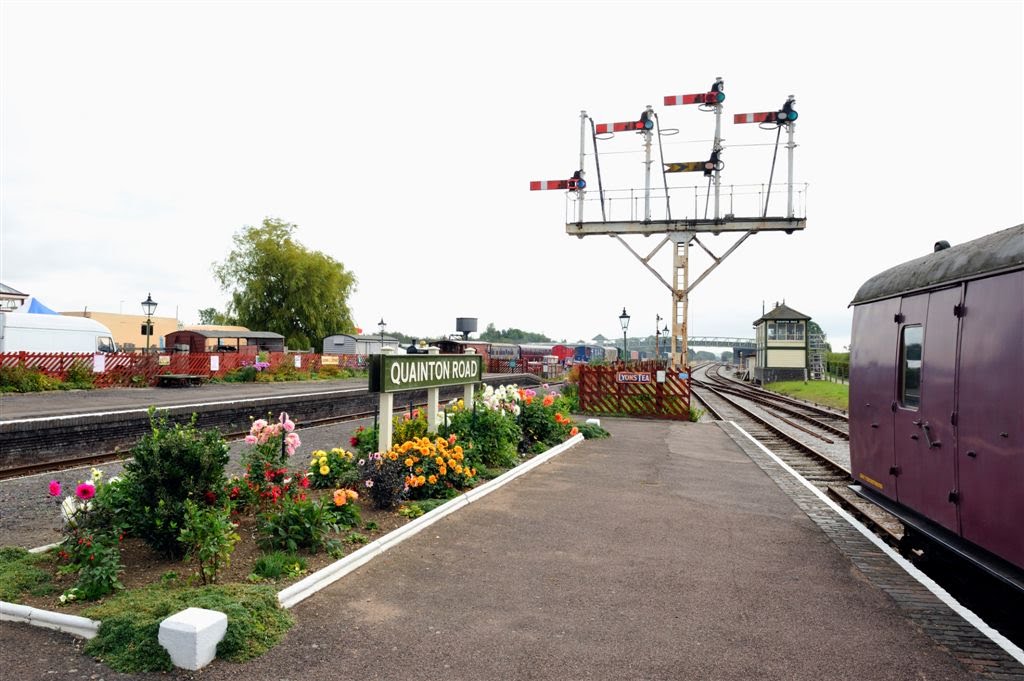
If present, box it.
[2,1,1021,350]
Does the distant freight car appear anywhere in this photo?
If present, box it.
[848,223,1024,588]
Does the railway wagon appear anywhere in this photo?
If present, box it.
[434,339,491,364]
[550,344,575,362]
[573,344,606,363]
[849,223,1024,587]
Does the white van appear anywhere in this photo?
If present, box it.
[0,312,118,353]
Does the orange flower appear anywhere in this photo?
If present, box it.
[570,426,579,436]
[435,457,444,466]
[438,466,447,476]
[404,457,414,468]
[333,489,347,506]
[346,489,359,501]
[543,394,554,407]
[416,475,426,486]
[428,475,438,485]
[388,452,398,461]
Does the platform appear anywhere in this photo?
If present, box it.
[2,418,1020,679]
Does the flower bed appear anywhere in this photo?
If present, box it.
[1,384,608,673]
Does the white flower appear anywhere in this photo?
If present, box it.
[90,468,103,483]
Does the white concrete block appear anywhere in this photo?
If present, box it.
[158,607,227,670]
[585,418,601,427]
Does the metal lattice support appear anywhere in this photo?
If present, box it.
[808,329,827,380]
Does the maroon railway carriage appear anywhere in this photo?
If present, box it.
[849,223,1024,588]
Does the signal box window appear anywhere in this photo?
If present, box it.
[899,325,923,408]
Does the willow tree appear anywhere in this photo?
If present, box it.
[213,218,356,350]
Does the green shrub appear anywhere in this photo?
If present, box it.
[250,552,307,581]
[179,500,239,585]
[517,397,572,453]
[83,583,293,673]
[59,531,123,601]
[124,410,230,557]
[257,497,339,554]
[449,406,520,469]
[577,421,610,439]
[62,360,95,389]
[0,365,60,392]
[222,366,257,382]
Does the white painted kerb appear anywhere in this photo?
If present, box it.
[0,600,100,639]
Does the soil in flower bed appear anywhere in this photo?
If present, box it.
[13,491,411,615]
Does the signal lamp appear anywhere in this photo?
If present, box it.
[779,96,798,123]
[703,150,723,177]
[639,110,654,131]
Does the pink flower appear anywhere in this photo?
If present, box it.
[364,479,374,488]
[48,480,61,496]
[244,435,257,445]
[278,411,290,425]
[75,482,96,501]
[283,419,295,433]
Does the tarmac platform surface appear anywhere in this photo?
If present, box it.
[2,418,1003,680]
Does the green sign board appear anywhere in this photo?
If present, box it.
[369,354,483,393]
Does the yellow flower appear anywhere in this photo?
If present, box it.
[404,457,414,468]
[428,475,438,485]
[313,450,326,458]
[346,489,359,501]
[320,465,330,476]
[454,465,463,474]
[310,458,318,467]
[438,466,447,476]
[454,445,463,456]
[319,457,328,466]
[345,451,354,460]
[415,467,423,474]
[447,458,456,468]
[435,457,444,466]
[416,475,426,486]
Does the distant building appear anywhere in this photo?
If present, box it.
[61,311,181,352]
[0,283,29,312]
[323,333,399,355]
[752,302,811,383]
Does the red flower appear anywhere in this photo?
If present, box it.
[350,437,359,446]
[204,491,218,505]
[299,475,310,489]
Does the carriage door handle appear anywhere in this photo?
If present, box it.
[921,421,941,449]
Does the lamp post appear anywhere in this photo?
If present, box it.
[619,307,630,363]
[378,318,386,353]
[655,314,662,357]
[141,293,157,354]
[662,325,669,360]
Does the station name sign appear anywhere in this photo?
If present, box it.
[369,354,483,393]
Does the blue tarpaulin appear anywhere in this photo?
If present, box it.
[23,298,59,314]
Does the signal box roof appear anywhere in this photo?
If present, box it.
[753,303,810,325]
[851,223,1024,306]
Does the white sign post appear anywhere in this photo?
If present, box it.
[425,346,440,432]
[377,347,395,454]
[463,348,476,410]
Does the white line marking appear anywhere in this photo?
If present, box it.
[729,421,1024,667]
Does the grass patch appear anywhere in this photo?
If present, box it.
[0,546,56,601]
[763,380,849,411]
[82,583,293,673]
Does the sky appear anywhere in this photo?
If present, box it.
[2,1,1021,351]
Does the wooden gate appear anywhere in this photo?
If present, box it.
[578,361,692,420]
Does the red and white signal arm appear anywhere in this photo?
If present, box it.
[734,111,776,124]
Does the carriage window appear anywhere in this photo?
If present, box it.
[899,325,923,408]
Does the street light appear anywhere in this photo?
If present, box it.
[141,293,157,353]
[619,307,630,363]
[655,314,662,357]
[378,318,386,352]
